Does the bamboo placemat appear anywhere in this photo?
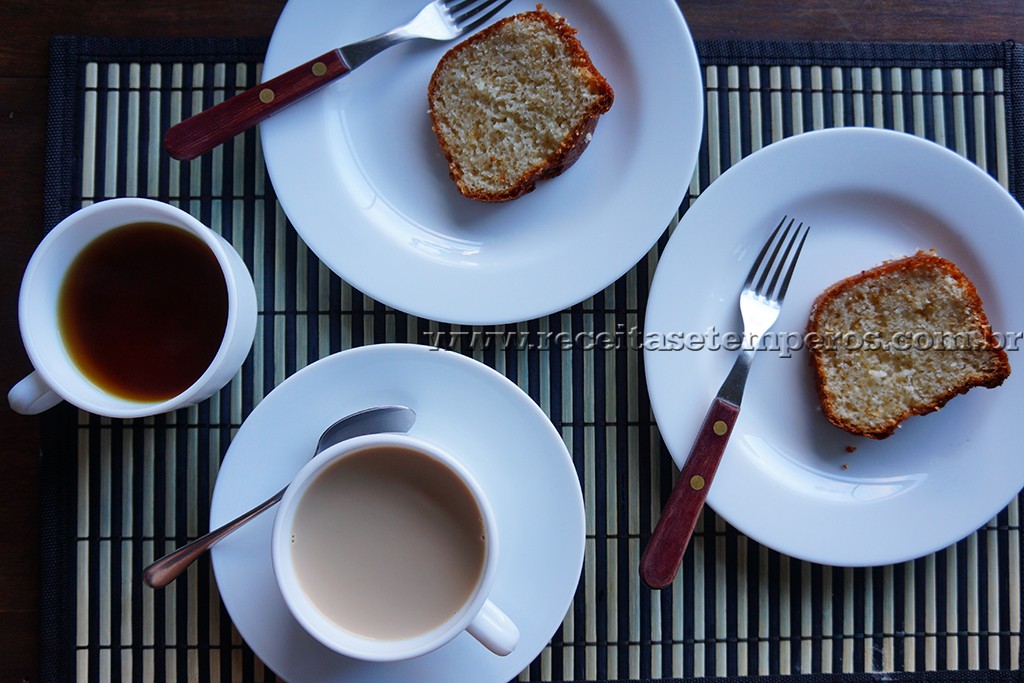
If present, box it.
[40,36,1023,682]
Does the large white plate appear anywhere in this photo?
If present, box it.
[644,127,1024,567]
[209,344,584,682]
[260,0,703,325]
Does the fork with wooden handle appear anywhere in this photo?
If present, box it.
[640,217,810,590]
[163,0,512,160]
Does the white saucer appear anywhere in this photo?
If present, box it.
[209,344,584,682]
[644,128,1024,567]
[260,0,703,324]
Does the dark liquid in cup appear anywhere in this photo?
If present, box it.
[58,221,229,402]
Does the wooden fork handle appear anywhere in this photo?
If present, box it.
[640,397,740,590]
[163,49,350,160]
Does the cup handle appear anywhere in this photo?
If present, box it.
[8,371,63,415]
[466,599,519,657]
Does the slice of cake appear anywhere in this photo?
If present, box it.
[427,7,614,202]
[807,252,1010,439]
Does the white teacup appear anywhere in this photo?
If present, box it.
[272,432,520,661]
[8,197,258,418]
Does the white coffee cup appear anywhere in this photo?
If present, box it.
[272,432,520,661]
[8,197,258,418]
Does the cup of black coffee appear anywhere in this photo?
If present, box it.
[9,197,257,418]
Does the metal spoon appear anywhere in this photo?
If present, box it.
[142,405,417,588]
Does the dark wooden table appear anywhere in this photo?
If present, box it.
[2,1,1022,681]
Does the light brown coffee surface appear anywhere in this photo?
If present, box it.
[291,446,486,640]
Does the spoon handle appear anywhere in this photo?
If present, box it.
[143,487,286,588]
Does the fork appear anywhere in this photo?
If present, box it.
[640,217,810,590]
[163,0,513,160]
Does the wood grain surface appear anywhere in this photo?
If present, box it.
[1,1,1022,681]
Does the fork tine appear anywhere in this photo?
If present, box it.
[745,216,811,303]
[452,0,514,32]
[744,216,789,290]
[445,0,490,14]
[755,217,796,295]
[773,222,810,303]
[763,219,799,295]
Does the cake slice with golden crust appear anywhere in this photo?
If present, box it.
[807,252,1010,439]
[427,7,614,202]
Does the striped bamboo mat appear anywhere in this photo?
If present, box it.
[40,37,1023,682]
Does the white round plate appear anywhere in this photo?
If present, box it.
[260,0,703,325]
[644,127,1024,567]
[210,344,584,682]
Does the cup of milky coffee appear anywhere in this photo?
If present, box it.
[8,197,257,418]
[271,432,520,661]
